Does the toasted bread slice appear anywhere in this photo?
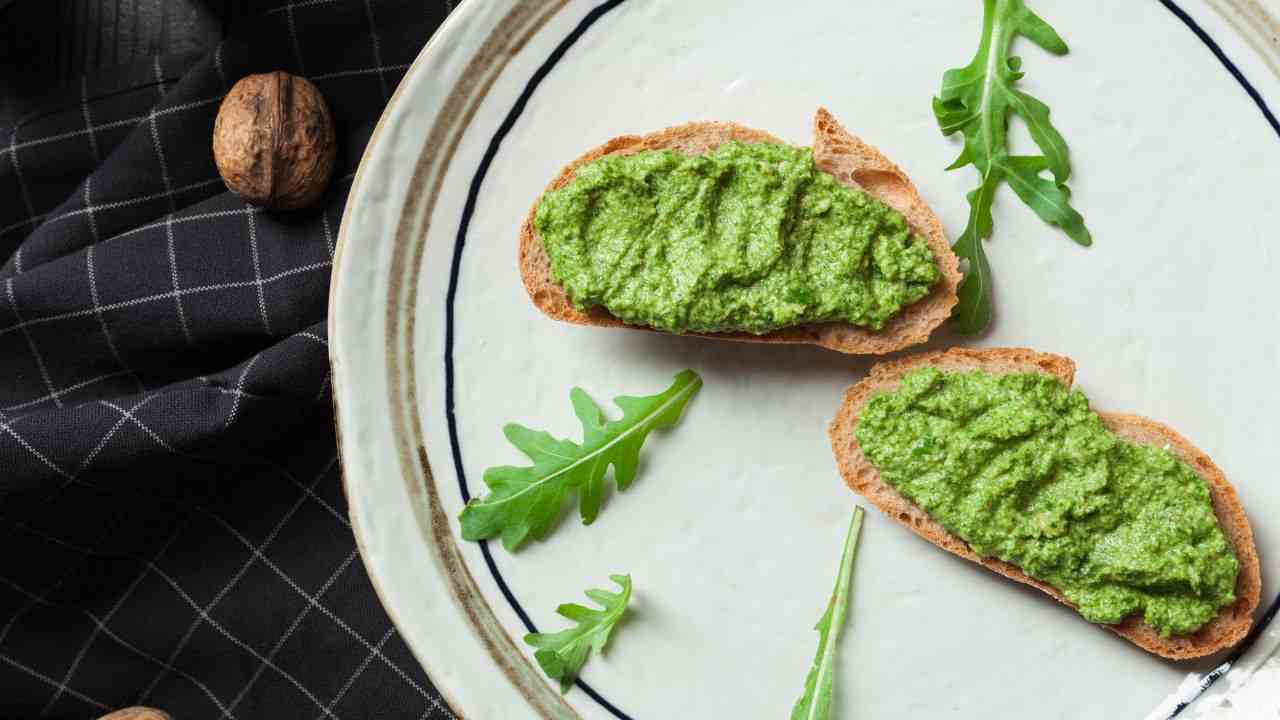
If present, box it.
[828,347,1261,659]
[517,108,961,354]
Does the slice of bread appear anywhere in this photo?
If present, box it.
[517,108,961,354]
[828,347,1261,659]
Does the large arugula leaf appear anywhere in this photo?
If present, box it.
[934,0,1091,334]
[524,574,632,693]
[790,507,865,720]
[459,370,702,551]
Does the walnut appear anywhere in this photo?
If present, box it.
[212,71,336,210]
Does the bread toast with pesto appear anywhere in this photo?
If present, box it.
[517,108,961,355]
[828,347,1261,659]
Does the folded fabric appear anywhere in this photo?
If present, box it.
[0,1,454,718]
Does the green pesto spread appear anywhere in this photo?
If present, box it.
[856,368,1239,637]
[534,142,939,334]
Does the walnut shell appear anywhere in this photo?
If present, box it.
[212,71,336,210]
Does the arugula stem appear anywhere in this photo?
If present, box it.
[790,506,866,720]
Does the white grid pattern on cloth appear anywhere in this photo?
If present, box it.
[0,514,237,715]
[0,571,235,717]
[0,408,414,700]
[0,175,354,376]
[0,514,119,648]
[6,128,38,243]
[0,369,132,417]
[83,177,101,242]
[322,211,335,257]
[269,0,344,15]
[67,403,444,716]
[362,0,391,98]
[35,515,191,718]
[261,457,350,532]
[214,42,229,90]
[0,654,110,713]
[246,209,273,335]
[93,456,372,720]
[0,389,166,648]
[0,97,225,164]
[99,206,259,246]
[296,332,333,405]
[165,213,195,344]
[197,377,263,402]
[5,278,63,408]
[1,5,460,716]
[7,140,354,241]
[86,245,147,393]
[0,414,433,720]
[0,418,73,479]
[0,454,241,717]
[310,63,413,82]
[286,0,308,75]
[0,259,332,341]
[221,550,359,720]
[297,331,327,347]
[69,168,353,247]
[127,479,343,712]
[75,394,164,476]
[42,176,225,229]
[319,626,395,720]
[0,215,40,239]
[224,352,262,429]
[150,57,179,216]
[80,76,102,164]
[132,458,335,703]
[97,398,177,452]
[0,410,74,555]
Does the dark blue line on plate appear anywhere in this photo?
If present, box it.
[1159,0,1280,139]
[444,1,631,718]
[442,1,1280,718]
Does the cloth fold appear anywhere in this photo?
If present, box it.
[0,1,454,718]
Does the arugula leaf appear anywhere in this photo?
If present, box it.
[790,507,866,720]
[524,574,632,693]
[459,370,702,551]
[934,0,1091,334]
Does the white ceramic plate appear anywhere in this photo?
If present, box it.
[329,1,1280,717]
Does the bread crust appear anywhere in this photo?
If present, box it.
[828,347,1261,659]
[517,108,961,354]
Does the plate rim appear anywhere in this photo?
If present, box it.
[330,1,1280,718]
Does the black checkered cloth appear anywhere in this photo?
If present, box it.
[0,2,457,718]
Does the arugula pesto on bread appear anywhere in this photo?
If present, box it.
[519,108,961,355]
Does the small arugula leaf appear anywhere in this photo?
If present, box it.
[1003,90,1070,183]
[951,180,998,334]
[933,0,1090,334]
[524,574,632,694]
[1001,157,1091,246]
[459,370,702,551]
[790,506,866,720]
[1014,5,1069,54]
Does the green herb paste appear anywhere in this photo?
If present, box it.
[534,142,939,334]
[856,368,1239,637]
